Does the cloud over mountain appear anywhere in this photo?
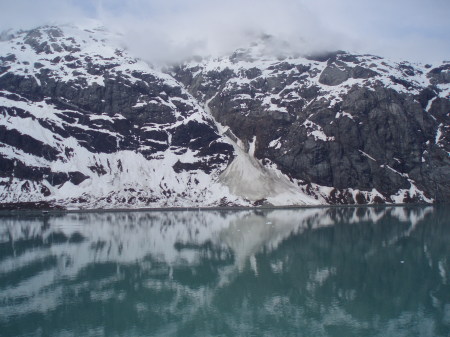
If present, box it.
[1,0,449,64]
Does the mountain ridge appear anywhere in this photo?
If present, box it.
[0,24,448,209]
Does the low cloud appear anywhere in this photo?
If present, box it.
[1,0,449,64]
[0,0,85,32]
[98,0,351,65]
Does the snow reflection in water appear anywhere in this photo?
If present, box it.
[0,206,449,336]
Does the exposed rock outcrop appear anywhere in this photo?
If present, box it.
[0,24,449,208]
[173,45,450,204]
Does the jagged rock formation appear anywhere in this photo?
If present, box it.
[173,44,450,204]
[0,24,239,208]
[0,24,449,209]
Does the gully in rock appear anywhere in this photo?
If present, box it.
[0,25,449,209]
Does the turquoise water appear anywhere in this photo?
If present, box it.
[0,206,449,336]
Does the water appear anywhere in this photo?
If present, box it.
[0,206,449,337]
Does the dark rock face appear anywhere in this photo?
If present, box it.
[427,64,450,85]
[0,25,236,208]
[173,47,450,203]
[0,24,448,207]
[319,64,350,86]
[319,63,378,86]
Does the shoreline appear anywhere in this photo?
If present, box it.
[0,201,437,216]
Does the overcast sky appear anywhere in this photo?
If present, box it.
[0,0,449,64]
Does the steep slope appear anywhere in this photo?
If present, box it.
[0,24,449,208]
[0,24,247,208]
[173,40,450,204]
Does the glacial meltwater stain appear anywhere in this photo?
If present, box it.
[0,206,449,336]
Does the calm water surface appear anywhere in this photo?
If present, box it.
[0,206,449,336]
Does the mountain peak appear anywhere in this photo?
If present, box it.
[0,23,449,209]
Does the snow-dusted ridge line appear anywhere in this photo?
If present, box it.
[0,23,247,208]
[1,23,448,208]
[173,36,449,206]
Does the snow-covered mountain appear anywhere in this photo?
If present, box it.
[0,24,448,209]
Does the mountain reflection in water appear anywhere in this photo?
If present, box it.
[0,206,449,336]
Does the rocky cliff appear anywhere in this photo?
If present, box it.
[0,24,448,209]
[172,40,450,204]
